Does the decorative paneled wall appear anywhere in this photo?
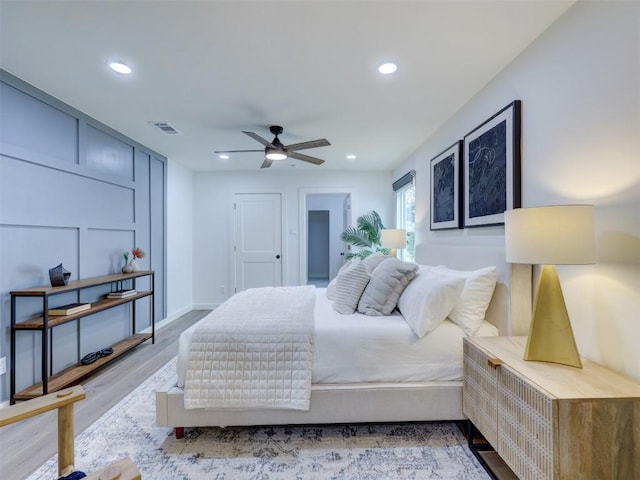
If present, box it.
[0,71,166,401]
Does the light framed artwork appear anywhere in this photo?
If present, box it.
[430,141,462,230]
[463,100,521,227]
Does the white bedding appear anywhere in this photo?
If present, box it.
[183,286,315,410]
[177,288,498,388]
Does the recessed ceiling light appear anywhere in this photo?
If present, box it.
[378,62,397,75]
[109,62,132,74]
[346,154,357,160]
[219,154,229,160]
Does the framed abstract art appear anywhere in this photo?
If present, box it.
[463,100,521,227]
[430,141,463,230]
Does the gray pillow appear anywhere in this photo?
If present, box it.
[332,261,371,314]
[357,257,418,316]
[361,253,390,273]
[326,259,358,300]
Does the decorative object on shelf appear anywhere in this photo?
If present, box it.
[505,204,595,368]
[48,303,91,316]
[80,347,114,366]
[463,100,521,227]
[107,289,137,299]
[430,141,463,230]
[122,247,145,273]
[380,229,407,258]
[49,263,71,287]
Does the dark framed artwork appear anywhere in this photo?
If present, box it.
[463,100,521,227]
[430,141,463,230]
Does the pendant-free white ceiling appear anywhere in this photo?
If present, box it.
[0,1,574,172]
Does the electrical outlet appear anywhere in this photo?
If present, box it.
[0,357,6,376]
[219,286,226,295]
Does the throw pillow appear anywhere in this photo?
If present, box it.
[397,267,466,338]
[332,261,371,314]
[427,265,498,336]
[326,259,357,300]
[357,257,418,316]
[361,252,390,273]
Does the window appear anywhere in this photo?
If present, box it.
[393,171,416,262]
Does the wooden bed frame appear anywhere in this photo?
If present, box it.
[156,245,531,437]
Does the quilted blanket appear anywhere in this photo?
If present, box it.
[184,286,316,410]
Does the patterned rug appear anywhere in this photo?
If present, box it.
[28,358,490,479]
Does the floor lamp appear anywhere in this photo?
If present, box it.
[504,205,595,368]
[381,229,407,258]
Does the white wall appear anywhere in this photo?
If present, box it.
[394,1,640,380]
[166,160,194,319]
[191,170,393,307]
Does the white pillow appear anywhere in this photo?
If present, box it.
[427,265,497,336]
[357,257,418,316]
[331,261,371,314]
[397,267,466,338]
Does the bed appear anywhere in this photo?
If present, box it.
[156,245,531,436]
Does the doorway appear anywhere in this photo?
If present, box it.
[302,192,351,286]
[307,210,330,285]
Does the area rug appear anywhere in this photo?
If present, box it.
[28,358,490,479]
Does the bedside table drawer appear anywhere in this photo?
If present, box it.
[463,339,498,448]
[498,366,554,480]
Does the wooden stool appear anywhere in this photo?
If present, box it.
[84,457,141,480]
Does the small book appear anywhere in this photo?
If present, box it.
[107,289,137,298]
[48,302,91,316]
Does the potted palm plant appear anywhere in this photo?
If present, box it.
[339,210,390,259]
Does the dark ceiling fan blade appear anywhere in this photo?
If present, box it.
[288,151,325,165]
[214,149,264,153]
[243,131,274,147]
[285,138,331,151]
[260,158,273,169]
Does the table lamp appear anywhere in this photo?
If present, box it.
[505,205,595,368]
[381,229,407,258]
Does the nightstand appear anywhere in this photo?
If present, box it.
[463,336,640,480]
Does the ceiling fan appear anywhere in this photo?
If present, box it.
[215,125,330,168]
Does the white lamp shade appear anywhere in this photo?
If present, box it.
[381,229,407,249]
[505,205,595,265]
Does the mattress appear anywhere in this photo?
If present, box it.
[177,288,498,388]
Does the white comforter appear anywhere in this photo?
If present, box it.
[183,286,316,410]
[178,289,499,390]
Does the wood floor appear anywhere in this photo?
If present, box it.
[0,310,208,480]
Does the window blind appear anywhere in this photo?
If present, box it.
[392,170,415,191]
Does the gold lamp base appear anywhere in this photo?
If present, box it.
[524,265,583,368]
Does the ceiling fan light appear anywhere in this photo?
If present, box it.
[265,150,287,161]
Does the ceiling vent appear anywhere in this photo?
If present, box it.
[149,121,181,135]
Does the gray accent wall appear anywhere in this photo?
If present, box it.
[0,70,167,401]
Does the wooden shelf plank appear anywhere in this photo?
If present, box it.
[13,334,152,400]
[10,270,154,296]
[14,292,153,329]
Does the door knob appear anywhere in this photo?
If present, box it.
[276,255,281,259]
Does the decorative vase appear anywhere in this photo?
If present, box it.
[122,259,137,274]
[49,263,71,287]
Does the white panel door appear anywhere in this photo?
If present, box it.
[234,193,283,292]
